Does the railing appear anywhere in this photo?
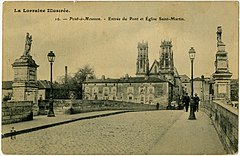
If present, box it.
[201,100,238,154]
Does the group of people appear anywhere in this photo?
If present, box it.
[182,93,200,112]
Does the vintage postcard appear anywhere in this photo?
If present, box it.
[1,1,238,155]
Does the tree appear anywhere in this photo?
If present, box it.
[52,80,70,99]
[53,65,95,99]
[71,65,96,99]
[73,65,95,83]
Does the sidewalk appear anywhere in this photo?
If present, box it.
[148,111,226,155]
[2,110,129,138]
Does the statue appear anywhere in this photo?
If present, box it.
[23,32,32,56]
[216,26,222,43]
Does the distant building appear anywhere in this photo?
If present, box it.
[83,76,173,105]
[38,80,51,100]
[230,79,239,101]
[193,77,204,97]
[83,40,183,107]
[2,81,13,100]
[179,75,212,100]
[179,74,191,94]
[2,80,50,101]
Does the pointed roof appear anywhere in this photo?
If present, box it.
[149,59,159,72]
[173,67,180,78]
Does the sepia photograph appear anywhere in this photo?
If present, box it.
[1,1,238,155]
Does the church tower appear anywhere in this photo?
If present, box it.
[136,41,149,76]
[159,40,174,83]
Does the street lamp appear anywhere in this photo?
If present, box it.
[47,51,56,117]
[188,47,196,120]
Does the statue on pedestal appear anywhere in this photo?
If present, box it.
[216,26,222,43]
[23,32,32,56]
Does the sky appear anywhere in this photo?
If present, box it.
[2,1,238,82]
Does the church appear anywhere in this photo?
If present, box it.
[82,40,182,106]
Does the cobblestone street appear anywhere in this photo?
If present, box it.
[1,110,225,155]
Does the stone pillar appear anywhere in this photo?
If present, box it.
[212,26,232,101]
[11,33,40,115]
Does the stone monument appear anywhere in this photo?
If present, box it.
[12,33,39,115]
[212,26,232,100]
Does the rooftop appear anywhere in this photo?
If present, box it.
[85,76,167,84]
[2,80,50,90]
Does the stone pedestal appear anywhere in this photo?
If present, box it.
[213,38,232,100]
[12,55,39,115]
[213,75,232,100]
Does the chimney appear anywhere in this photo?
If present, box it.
[65,66,68,84]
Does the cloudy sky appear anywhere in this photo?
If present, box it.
[2,1,238,81]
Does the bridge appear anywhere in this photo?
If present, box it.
[1,100,238,155]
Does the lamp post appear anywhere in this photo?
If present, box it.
[188,47,196,120]
[47,51,56,117]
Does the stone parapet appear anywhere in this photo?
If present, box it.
[38,99,163,115]
[201,100,238,154]
[2,101,33,124]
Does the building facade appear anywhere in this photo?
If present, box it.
[83,40,182,106]
[2,80,50,101]
[83,76,172,106]
[180,74,191,95]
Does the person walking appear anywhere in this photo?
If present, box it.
[176,94,182,110]
[156,103,160,110]
[183,93,190,112]
[194,93,200,112]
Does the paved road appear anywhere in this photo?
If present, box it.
[1,110,225,155]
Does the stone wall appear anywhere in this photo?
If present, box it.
[2,101,33,124]
[39,99,162,115]
[201,100,238,154]
[79,100,164,112]
[38,99,70,115]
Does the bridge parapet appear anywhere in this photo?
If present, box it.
[201,100,238,154]
[2,101,33,124]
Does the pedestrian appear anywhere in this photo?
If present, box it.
[156,103,159,110]
[176,94,181,109]
[184,93,190,112]
[194,93,200,112]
